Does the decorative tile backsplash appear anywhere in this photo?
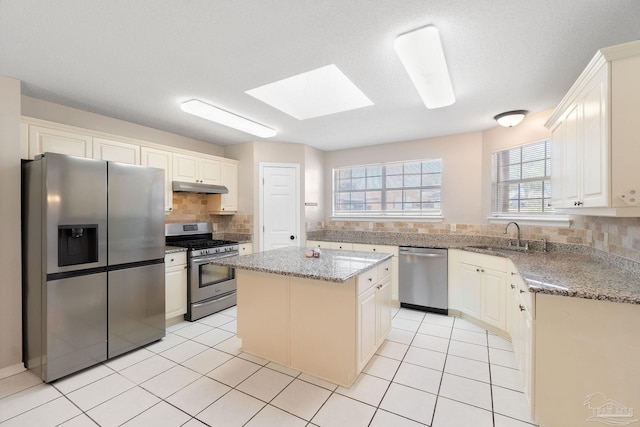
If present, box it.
[165,193,253,234]
[308,217,640,263]
[167,192,640,263]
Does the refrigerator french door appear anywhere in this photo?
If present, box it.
[107,162,165,358]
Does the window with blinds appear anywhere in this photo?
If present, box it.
[334,159,442,216]
[492,140,553,215]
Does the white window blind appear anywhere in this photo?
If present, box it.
[492,140,553,215]
[333,159,442,216]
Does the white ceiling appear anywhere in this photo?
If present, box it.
[1,1,639,151]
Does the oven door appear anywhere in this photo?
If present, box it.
[190,252,238,303]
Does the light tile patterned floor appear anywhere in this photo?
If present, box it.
[0,307,539,426]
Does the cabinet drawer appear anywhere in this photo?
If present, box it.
[352,243,399,256]
[357,267,378,294]
[377,259,392,279]
[459,250,507,272]
[165,252,186,267]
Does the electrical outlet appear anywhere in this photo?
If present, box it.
[603,231,609,247]
[368,222,373,229]
[450,223,456,232]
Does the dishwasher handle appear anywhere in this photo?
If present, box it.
[399,248,447,257]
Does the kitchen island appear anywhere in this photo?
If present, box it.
[212,246,393,387]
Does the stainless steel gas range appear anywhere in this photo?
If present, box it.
[165,223,239,321]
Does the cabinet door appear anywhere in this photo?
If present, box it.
[219,161,238,211]
[357,286,377,370]
[480,267,507,330]
[93,138,140,165]
[28,125,93,159]
[173,153,199,183]
[141,147,173,212]
[562,103,581,207]
[165,265,187,320]
[581,68,608,208]
[550,122,564,208]
[376,276,393,345]
[199,158,221,184]
[459,263,482,319]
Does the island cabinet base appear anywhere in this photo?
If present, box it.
[535,294,640,427]
[236,266,391,388]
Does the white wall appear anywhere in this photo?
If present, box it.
[324,132,484,224]
[0,76,23,375]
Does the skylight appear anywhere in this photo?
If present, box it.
[245,64,374,120]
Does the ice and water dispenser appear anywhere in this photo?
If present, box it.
[57,224,99,266]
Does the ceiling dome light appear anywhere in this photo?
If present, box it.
[494,110,528,127]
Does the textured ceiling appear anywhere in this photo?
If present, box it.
[1,1,639,151]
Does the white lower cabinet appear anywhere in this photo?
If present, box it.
[507,264,535,417]
[164,252,187,321]
[237,258,392,387]
[356,258,393,372]
[451,250,508,331]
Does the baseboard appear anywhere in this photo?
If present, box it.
[0,363,26,380]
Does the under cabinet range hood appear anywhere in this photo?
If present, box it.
[172,181,229,194]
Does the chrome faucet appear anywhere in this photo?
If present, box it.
[504,221,528,250]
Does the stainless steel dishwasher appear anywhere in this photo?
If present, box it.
[399,247,448,314]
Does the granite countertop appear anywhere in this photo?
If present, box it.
[463,247,640,304]
[307,231,640,304]
[165,246,188,254]
[210,246,392,283]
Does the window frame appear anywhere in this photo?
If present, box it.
[490,139,570,227]
[332,159,443,219]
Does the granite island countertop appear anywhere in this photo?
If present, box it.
[307,231,640,304]
[210,246,392,283]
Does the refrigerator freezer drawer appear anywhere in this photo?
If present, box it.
[44,272,108,382]
[108,263,165,359]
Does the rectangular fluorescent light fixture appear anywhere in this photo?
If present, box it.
[180,99,277,138]
[394,25,455,109]
[245,64,373,120]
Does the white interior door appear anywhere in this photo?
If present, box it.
[261,163,300,251]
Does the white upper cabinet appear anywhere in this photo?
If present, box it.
[27,124,93,159]
[173,153,221,184]
[93,137,140,165]
[141,146,173,212]
[546,40,640,216]
[208,160,238,214]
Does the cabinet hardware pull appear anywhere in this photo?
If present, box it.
[476,268,480,272]
[511,284,515,289]
[481,269,485,272]
[368,278,372,281]
[170,258,174,262]
[519,305,526,312]
[520,289,525,294]
[510,272,515,276]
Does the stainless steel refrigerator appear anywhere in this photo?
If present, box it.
[23,152,165,382]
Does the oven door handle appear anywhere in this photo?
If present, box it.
[192,251,239,266]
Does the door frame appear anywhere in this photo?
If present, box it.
[258,162,301,252]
